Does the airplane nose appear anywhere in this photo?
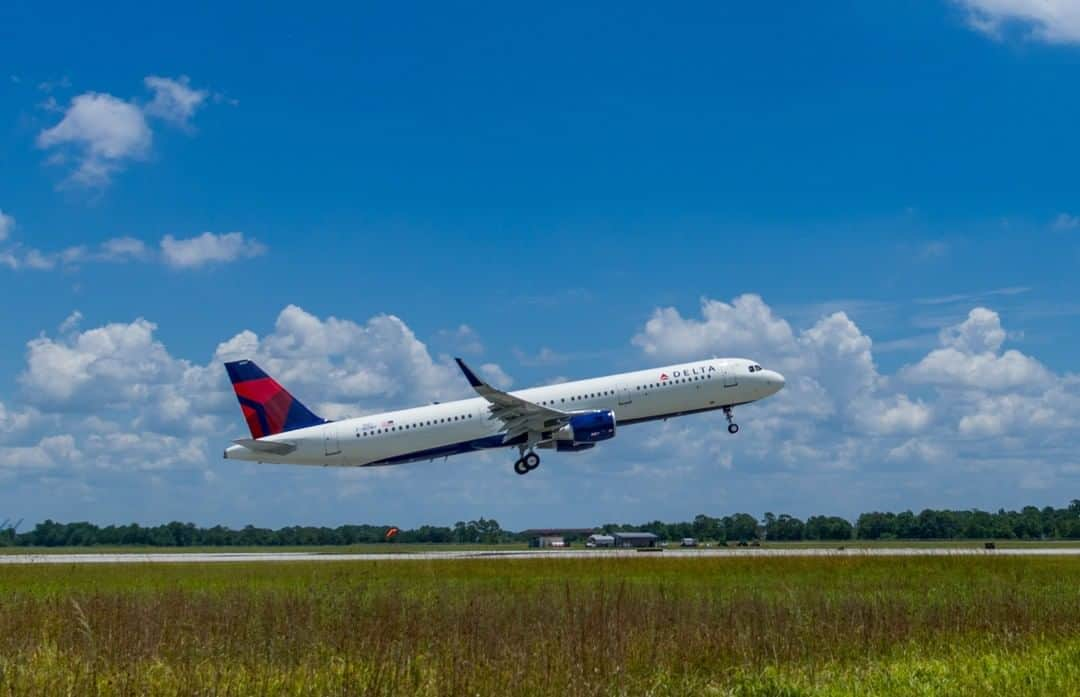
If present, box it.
[767,370,785,393]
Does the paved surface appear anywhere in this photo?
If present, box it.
[2,547,1079,564]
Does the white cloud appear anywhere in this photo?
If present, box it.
[99,237,149,261]
[58,311,83,334]
[2,296,1079,526]
[245,305,476,407]
[160,232,266,268]
[143,75,208,128]
[35,75,213,188]
[628,294,1080,504]
[37,92,152,187]
[21,317,178,406]
[1,234,251,273]
[0,436,71,470]
[942,307,1005,353]
[0,210,14,241]
[903,308,1052,390]
[3,306,513,481]
[851,395,932,436]
[956,0,1080,43]
[633,294,801,366]
[479,363,513,389]
[0,402,40,441]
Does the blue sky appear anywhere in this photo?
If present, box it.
[1,1,1079,529]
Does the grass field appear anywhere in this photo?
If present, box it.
[0,556,1078,695]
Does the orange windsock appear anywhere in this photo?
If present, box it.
[386,527,400,539]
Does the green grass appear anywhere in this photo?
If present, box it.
[1,556,1078,695]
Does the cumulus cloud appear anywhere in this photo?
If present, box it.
[160,232,266,268]
[2,297,1078,524]
[633,294,801,366]
[244,305,475,406]
[5,305,510,479]
[21,317,179,406]
[36,92,152,187]
[628,295,1080,501]
[903,308,1052,390]
[36,75,212,188]
[0,436,75,471]
[955,0,1080,43]
[143,75,208,128]
[632,294,880,404]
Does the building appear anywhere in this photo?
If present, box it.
[522,528,596,548]
[586,534,615,548]
[613,532,660,548]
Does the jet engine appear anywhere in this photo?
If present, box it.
[553,410,616,445]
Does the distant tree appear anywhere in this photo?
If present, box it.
[804,516,853,541]
[723,513,759,542]
[856,512,896,540]
[692,514,724,542]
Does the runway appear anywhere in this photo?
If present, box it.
[2,546,1079,564]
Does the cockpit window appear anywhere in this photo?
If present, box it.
[748,364,763,372]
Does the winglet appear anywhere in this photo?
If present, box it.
[454,357,485,388]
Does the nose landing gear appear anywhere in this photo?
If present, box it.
[514,450,541,475]
[723,406,739,434]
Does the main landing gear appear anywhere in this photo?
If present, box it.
[723,406,739,435]
[513,450,541,475]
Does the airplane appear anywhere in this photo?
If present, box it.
[223,356,785,475]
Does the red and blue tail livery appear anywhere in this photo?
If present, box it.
[225,360,325,439]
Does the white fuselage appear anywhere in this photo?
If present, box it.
[223,357,784,467]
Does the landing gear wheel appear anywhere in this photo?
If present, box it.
[513,459,529,475]
[523,452,541,470]
[723,406,738,435]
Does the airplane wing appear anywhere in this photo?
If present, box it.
[455,358,571,443]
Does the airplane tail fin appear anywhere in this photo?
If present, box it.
[224,360,325,439]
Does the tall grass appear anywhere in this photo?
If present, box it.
[0,556,1077,695]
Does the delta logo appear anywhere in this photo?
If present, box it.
[660,365,718,381]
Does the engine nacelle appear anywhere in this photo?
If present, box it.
[554,410,616,444]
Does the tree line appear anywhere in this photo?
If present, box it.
[1,502,1078,548]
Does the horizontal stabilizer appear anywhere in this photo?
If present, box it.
[232,439,297,456]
